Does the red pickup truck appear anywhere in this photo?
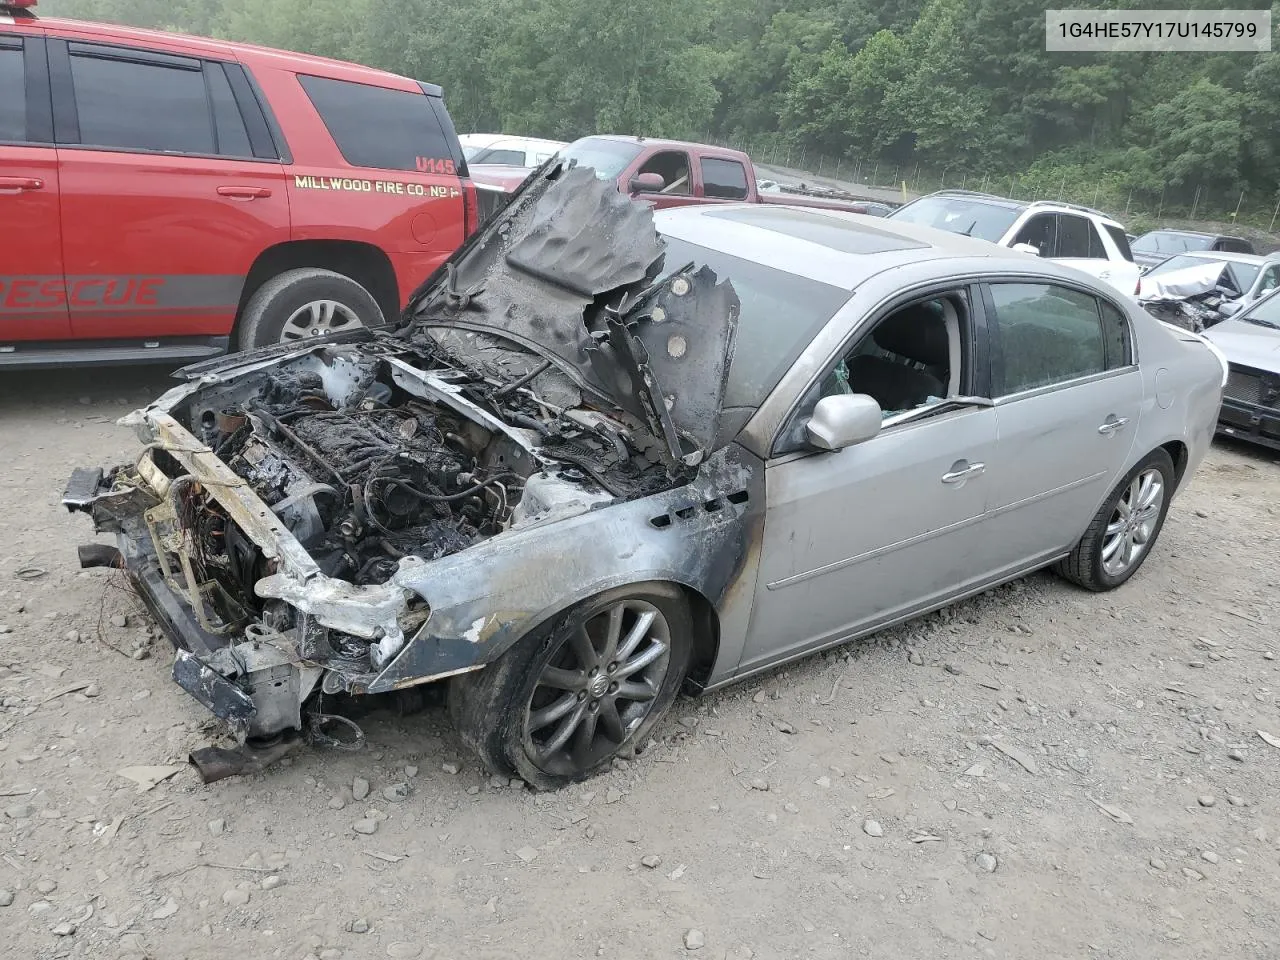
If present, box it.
[0,1,475,369]
[470,135,889,214]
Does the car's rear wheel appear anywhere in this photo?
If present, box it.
[237,267,384,350]
[449,583,692,790]
[1055,448,1175,591]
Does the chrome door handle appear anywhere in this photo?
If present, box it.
[217,185,273,200]
[1098,417,1130,435]
[941,462,985,484]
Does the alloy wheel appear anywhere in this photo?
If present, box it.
[1101,467,1165,577]
[523,599,671,776]
[279,299,362,341]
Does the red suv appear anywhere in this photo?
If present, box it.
[0,1,477,369]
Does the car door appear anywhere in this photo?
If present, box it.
[1053,213,1116,285]
[49,38,289,340]
[0,30,70,343]
[633,149,697,209]
[979,280,1142,572]
[739,288,1000,674]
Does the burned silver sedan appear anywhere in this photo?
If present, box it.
[65,164,1225,788]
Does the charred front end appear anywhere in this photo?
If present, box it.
[62,161,743,766]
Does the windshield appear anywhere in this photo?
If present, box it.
[1240,289,1280,328]
[886,196,1021,243]
[658,236,851,409]
[1133,231,1213,254]
[558,138,643,182]
[462,145,482,160]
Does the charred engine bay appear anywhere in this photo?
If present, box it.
[173,346,678,631]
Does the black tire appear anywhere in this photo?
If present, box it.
[236,267,384,350]
[448,582,693,790]
[1055,448,1176,592]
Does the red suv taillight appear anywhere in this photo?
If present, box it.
[1135,277,1141,296]
[462,180,479,238]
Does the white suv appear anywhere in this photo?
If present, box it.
[887,191,1141,297]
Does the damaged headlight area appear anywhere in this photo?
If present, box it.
[63,161,741,782]
[65,343,675,744]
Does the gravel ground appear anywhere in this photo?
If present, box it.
[2,366,1279,960]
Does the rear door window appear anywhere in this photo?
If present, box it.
[988,282,1107,396]
[67,44,215,154]
[0,42,25,142]
[1056,214,1097,258]
[298,74,456,173]
[701,157,749,200]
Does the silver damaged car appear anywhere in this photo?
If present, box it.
[64,162,1226,788]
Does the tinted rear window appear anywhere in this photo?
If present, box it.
[1104,224,1134,261]
[0,45,24,142]
[659,235,850,409]
[70,48,214,154]
[701,157,749,200]
[887,196,1021,243]
[1056,214,1095,258]
[298,75,455,173]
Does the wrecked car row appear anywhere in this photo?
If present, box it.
[65,160,1226,788]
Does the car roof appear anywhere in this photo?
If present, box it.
[1141,229,1224,239]
[481,136,566,151]
[582,134,751,160]
[922,191,1128,227]
[923,190,1026,212]
[655,203,1077,292]
[38,17,424,91]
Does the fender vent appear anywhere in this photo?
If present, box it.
[649,489,749,530]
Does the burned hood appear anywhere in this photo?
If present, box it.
[403,162,740,467]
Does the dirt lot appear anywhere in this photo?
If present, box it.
[2,365,1279,960]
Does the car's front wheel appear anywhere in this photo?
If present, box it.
[449,583,692,790]
[236,267,384,350]
[1056,448,1175,591]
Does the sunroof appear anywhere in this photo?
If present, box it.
[701,206,928,255]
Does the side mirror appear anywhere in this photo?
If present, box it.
[629,172,665,194]
[1011,242,1041,257]
[805,393,883,451]
[1218,299,1242,316]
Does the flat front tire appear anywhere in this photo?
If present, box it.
[1055,448,1175,591]
[449,583,693,790]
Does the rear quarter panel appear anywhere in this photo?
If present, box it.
[253,61,465,306]
[1129,307,1223,497]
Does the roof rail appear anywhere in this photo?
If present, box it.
[931,188,1017,203]
[1027,198,1112,219]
